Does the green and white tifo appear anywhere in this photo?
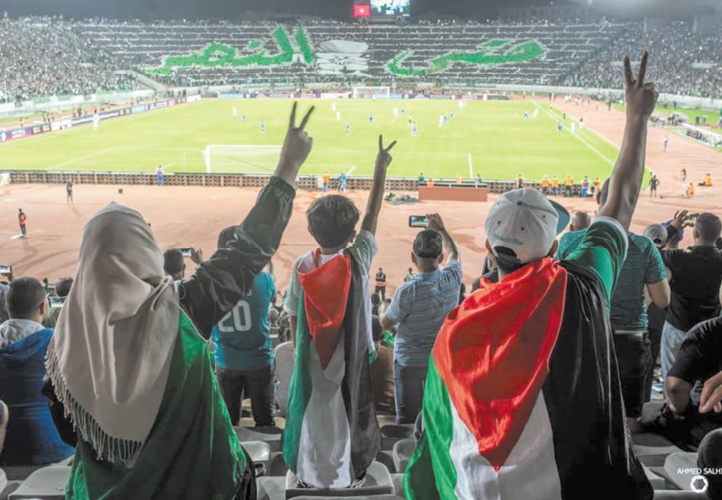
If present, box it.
[0,99,628,182]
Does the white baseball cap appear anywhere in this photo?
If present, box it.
[485,188,570,265]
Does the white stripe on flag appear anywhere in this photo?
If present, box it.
[296,336,353,488]
[449,394,563,500]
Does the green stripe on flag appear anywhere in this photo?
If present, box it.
[404,357,458,499]
[282,289,313,473]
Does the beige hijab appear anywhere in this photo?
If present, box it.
[47,203,180,467]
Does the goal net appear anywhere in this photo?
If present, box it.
[202,145,282,174]
[352,86,391,99]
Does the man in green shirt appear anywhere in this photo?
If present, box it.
[557,179,670,432]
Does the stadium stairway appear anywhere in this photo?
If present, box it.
[257,461,395,500]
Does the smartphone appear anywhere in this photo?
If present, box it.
[0,265,11,275]
[49,296,65,306]
[409,216,429,228]
[179,248,193,258]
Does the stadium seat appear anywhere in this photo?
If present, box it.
[284,461,394,499]
[376,415,396,428]
[392,439,415,474]
[664,452,700,491]
[633,432,685,467]
[235,425,283,452]
[380,425,414,451]
[290,496,403,500]
[242,441,272,467]
[8,465,69,500]
[390,473,404,497]
[643,464,667,490]
[268,452,289,477]
[2,466,42,482]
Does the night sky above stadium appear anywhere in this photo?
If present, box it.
[0,0,554,21]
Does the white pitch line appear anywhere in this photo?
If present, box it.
[468,153,473,179]
[347,165,356,175]
[531,102,614,166]
[45,147,115,171]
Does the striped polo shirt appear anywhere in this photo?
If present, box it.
[385,260,462,366]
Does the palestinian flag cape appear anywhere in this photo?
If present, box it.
[284,250,380,488]
[404,258,652,500]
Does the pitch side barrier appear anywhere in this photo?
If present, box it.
[0,95,200,145]
[4,171,583,196]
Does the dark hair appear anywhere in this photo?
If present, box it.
[696,213,722,243]
[598,178,611,206]
[413,229,443,258]
[55,278,73,298]
[492,247,527,275]
[6,277,46,319]
[306,195,360,248]
[217,225,238,250]
[163,249,184,276]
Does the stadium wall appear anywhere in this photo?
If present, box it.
[5,171,581,196]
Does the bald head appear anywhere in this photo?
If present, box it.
[570,211,591,232]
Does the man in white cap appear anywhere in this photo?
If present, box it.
[405,52,658,499]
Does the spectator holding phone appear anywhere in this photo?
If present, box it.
[381,213,461,424]
[163,248,203,281]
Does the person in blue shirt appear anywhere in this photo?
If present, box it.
[381,214,462,424]
[338,171,348,192]
[345,122,351,135]
[0,277,74,465]
[412,122,418,137]
[212,226,276,427]
[260,120,265,134]
[369,112,374,124]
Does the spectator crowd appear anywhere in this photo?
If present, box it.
[0,16,132,103]
[3,52,722,500]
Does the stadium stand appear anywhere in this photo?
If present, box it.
[74,20,629,88]
[0,17,133,103]
[567,21,722,99]
[2,17,720,99]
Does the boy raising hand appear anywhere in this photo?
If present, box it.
[283,136,396,489]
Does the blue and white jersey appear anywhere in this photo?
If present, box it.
[212,272,275,371]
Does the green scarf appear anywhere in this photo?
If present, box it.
[66,312,247,499]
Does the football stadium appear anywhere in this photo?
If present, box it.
[0,0,722,497]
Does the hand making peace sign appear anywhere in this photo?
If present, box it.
[375,135,397,172]
[623,51,658,121]
[275,101,315,186]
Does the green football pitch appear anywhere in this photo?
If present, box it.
[0,99,626,181]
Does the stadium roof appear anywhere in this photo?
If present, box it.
[568,0,721,18]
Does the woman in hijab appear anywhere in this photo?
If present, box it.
[44,103,315,499]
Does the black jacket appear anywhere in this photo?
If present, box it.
[44,176,295,449]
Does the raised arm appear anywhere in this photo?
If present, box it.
[180,102,314,338]
[597,52,658,230]
[427,213,459,262]
[361,135,396,235]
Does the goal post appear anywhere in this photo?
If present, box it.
[202,145,283,174]
[352,86,391,99]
